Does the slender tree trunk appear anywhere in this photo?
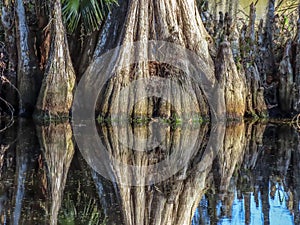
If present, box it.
[294,5,300,112]
[15,0,42,116]
[34,0,75,118]
[278,40,294,114]
[264,0,276,74]
[240,3,268,117]
[36,0,51,71]
[292,132,300,224]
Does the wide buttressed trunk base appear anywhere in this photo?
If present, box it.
[215,39,246,119]
[92,0,224,121]
[34,0,75,119]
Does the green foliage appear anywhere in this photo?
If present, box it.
[59,193,105,225]
[61,0,118,33]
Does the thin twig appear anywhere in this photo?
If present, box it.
[0,96,14,133]
[0,75,22,105]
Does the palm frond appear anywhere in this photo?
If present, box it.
[61,0,118,33]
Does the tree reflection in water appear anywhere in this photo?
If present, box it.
[0,120,298,225]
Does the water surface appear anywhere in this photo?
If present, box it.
[0,119,299,225]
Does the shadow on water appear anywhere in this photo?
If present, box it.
[0,119,299,224]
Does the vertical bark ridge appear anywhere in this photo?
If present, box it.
[95,0,217,120]
[34,0,76,118]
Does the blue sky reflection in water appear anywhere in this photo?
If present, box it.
[192,182,295,225]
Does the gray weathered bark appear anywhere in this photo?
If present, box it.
[215,39,246,118]
[89,0,229,120]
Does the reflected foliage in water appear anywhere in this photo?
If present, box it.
[0,120,299,225]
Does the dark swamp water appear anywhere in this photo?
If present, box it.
[0,119,299,225]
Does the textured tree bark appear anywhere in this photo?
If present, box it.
[91,0,229,120]
[215,40,246,118]
[36,0,51,71]
[15,0,42,116]
[36,123,74,225]
[34,0,76,118]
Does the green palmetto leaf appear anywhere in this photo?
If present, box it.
[61,0,118,33]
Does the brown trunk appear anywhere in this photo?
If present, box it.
[36,0,51,71]
[215,39,246,118]
[34,0,76,118]
[15,0,42,115]
[36,122,74,225]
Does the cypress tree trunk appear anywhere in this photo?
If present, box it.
[34,0,75,118]
[264,0,276,74]
[215,39,246,118]
[240,3,268,117]
[15,0,42,116]
[91,0,230,120]
[294,5,300,113]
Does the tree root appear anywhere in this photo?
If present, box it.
[0,96,14,132]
